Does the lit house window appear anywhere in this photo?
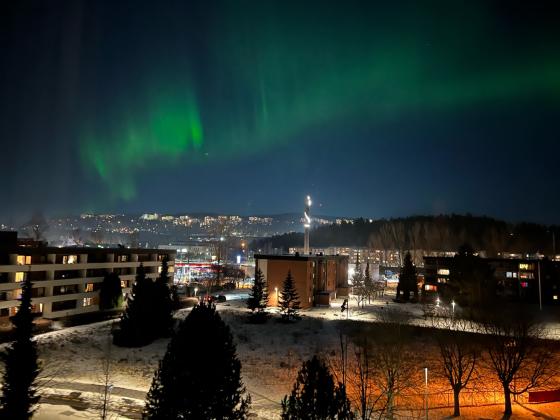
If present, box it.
[519,263,532,271]
[437,268,450,276]
[520,273,534,279]
[15,272,24,282]
[16,255,31,265]
[85,283,94,292]
[425,284,438,292]
[63,255,78,264]
[121,280,127,288]
[506,272,518,278]
[83,298,92,306]
[437,277,448,284]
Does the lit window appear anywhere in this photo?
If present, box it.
[425,284,438,291]
[85,283,94,292]
[121,280,127,288]
[437,269,450,276]
[437,277,448,284]
[520,273,534,279]
[519,263,531,270]
[83,298,92,306]
[16,255,31,265]
[63,255,78,264]
[553,295,558,301]
[15,272,24,282]
[520,282,529,288]
[506,272,512,278]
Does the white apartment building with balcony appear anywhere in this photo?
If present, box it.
[0,232,175,319]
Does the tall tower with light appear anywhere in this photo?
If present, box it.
[303,195,312,254]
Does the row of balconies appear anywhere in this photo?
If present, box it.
[0,259,173,274]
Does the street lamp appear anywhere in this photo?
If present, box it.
[451,300,456,316]
[424,367,428,420]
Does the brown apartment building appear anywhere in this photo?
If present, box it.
[254,253,349,308]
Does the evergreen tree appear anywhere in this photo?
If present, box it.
[113,264,154,347]
[144,302,250,419]
[153,257,174,337]
[278,271,301,322]
[364,260,374,304]
[0,270,40,419]
[352,259,366,308]
[99,272,123,310]
[246,269,268,322]
[281,355,353,420]
[397,252,417,302]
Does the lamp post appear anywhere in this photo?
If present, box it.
[424,367,428,420]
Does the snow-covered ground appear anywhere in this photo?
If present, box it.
[2,290,559,419]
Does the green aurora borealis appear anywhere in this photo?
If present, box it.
[77,1,560,201]
[3,0,560,221]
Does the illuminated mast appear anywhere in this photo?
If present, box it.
[303,195,312,254]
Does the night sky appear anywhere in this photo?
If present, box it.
[1,0,559,223]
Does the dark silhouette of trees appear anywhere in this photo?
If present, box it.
[281,355,353,420]
[363,260,374,304]
[113,264,153,347]
[0,270,40,419]
[252,215,559,258]
[278,271,301,322]
[99,272,123,310]
[153,257,174,337]
[144,302,250,419]
[396,252,417,302]
[247,268,268,322]
[446,244,496,308]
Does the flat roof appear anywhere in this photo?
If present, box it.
[254,253,347,261]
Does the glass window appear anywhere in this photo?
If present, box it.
[15,272,24,282]
[425,284,437,291]
[16,255,30,265]
[437,268,450,276]
[85,283,94,292]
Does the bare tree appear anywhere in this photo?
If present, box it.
[99,322,116,420]
[481,309,554,417]
[371,310,415,419]
[432,313,479,417]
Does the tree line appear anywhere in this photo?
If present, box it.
[252,214,559,257]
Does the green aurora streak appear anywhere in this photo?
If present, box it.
[80,1,560,200]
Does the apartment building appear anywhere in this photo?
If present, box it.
[423,255,560,305]
[255,253,349,308]
[0,232,175,319]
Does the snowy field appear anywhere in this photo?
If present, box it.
[3,290,559,419]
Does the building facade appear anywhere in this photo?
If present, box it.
[255,253,349,308]
[0,232,175,319]
[423,255,560,305]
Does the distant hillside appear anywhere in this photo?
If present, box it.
[251,214,559,256]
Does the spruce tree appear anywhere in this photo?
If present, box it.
[0,270,40,419]
[278,270,301,322]
[144,302,250,419]
[352,261,366,308]
[153,257,174,337]
[281,355,353,420]
[99,272,123,310]
[247,269,268,323]
[398,252,417,302]
[113,264,153,347]
[364,260,374,305]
